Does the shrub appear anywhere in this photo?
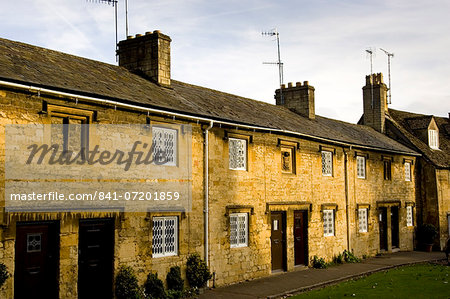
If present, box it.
[186,253,212,289]
[166,266,184,292]
[311,255,328,269]
[343,250,360,263]
[417,224,438,244]
[115,266,142,299]
[333,253,344,264]
[0,263,10,288]
[167,289,183,299]
[144,272,166,299]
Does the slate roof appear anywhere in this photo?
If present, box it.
[387,109,450,168]
[0,37,418,155]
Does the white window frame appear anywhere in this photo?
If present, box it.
[428,129,439,149]
[230,213,248,248]
[323,209,335,236]
[406,206,413,227]
[322,151,333,176]
[152,126,178,167]
[356,156,366,179]
[358,208,368,233]
[152,216,178,258]
[229,138,247,170]
[404,162,411,182]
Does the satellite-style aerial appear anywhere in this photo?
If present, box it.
[262,29,284,104]
[380,48,394,104]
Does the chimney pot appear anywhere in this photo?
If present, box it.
[288,82,293,88]
[135,34,143,38]
[153,30,161,34]
[296,82,302,87]
[303,81,309,86]
[127,35,134,40]
[145,31,152,35]
[281,84,286,89]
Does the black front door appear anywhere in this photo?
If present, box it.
[271,212,286,271]
[78,219,114,299]
[15,222,59,299]
[391,206,399,248]
[294,210,308,266]
[379,208,388,251]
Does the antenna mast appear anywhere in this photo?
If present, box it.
[87,0,118,60]
[380,48,394,104]
[365,48,375,108]
[262,29,284,104]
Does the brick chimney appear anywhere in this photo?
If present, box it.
[275,81,315,119]
[362,73,388,133]
[117,30,171,87]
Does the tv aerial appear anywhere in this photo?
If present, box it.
[262,28,284,104]
[380,48,394,104]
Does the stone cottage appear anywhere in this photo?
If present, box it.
[0,31,418,298]
[359,73,450,250]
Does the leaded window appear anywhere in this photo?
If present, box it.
[27,233,42,253]
[404,162,411,181]
[323,209,335,236]
[358,208,368,233]
[406,206,413,227]
[383,160,391,180]
[322,151,333,176]
[229,138,247,170]
[152,127,177,166]
[230,213,248,248]
[152,216,178,257]
[357,156,366,179]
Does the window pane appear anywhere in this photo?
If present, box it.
[358,208,368,232]
[405,162,411,181]
[229,138,247,170]
[322,151,333,176]
[406,206,413,226]
[152,127,177,166]
[323,210,334,236]
[230,213,248,247]
[357,156,366,179]
[153,216,178,257]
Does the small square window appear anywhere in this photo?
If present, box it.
[404,162,411,181]
[358,208,368,233]
[230,213,248,248]
[383,160,391,181]
[152,127,178,166]
[281,146,295,174]
[322,151,333,176]
[152,216,178,257]
[323,209,335,236]
[229,138,247,170]
[357,156,366,179]
[406,206,414,227]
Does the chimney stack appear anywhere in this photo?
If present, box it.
[275,81,315,119]
[362,73,388,133]
[117,30,171,87]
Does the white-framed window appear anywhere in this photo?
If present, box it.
[229,138,247,170]
[428,129,439,149]
[323,209,335,236]
[356,156,366,179]
[152,126,177,166]
[406,206,413,227]
[322,151,333,176]
[152,216,178,258]
[358,208,368,232]
[404,162,411,181]
[230,213,248,248]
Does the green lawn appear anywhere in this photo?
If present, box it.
[291,263,450,299]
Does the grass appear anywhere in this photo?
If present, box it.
[291,263,450,299]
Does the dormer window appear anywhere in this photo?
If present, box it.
[428,129,439,149]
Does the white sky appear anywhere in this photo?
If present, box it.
[1,0,449,123]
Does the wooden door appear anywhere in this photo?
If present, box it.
[294,210,308,266]
[78,219,114,299]
[379,208,388,251]
[271,212,286,271]
[15,222,59,299]
[391,206,399,248]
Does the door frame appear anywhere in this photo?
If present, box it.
[14,221,60,299]
[78,218,115,298]
[270,211,286,272]
[294,210,308,266]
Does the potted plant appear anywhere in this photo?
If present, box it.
[417,224,438,252]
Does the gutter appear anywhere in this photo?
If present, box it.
[203,121,213,282]
[0,79,420,156]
